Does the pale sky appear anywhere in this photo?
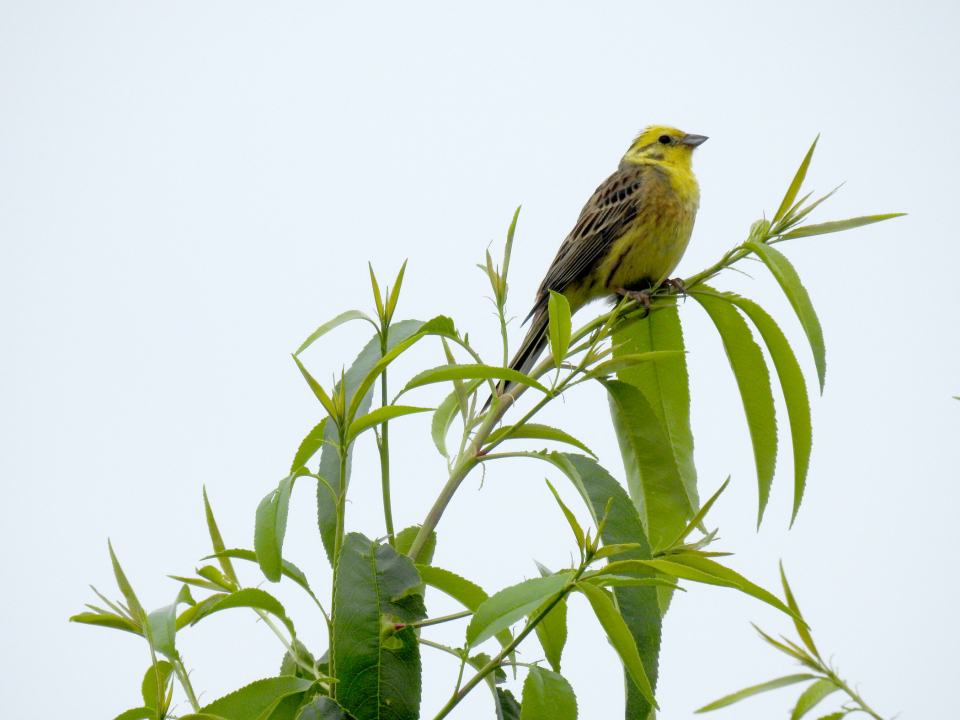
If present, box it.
[2,2,959,718]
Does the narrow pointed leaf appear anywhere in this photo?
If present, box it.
[791,679,840,720]
[206,549,315,601]
[368,263,384,319]
[668,477,730,548]
[726,294,812,523]
[503,206,520,283]
[296,310,374,356]
[576,581,658,709]
[773,136,818,224]
[69,611,141,635]
[520,666,577,720]
[692,289,777,525]
[416,564,513,651]
[602,379,693,551]
[544,478,585,552]
[612,306,699,520]
[533,564,568,673]
[402,364,549,396]
[744,242,826,394]
[189,588,297,638]
[293,355,340,420]
[589,350,685,378]
[317,321,424,565]
[548,290,572,368]
[385,260,408,321]
[255,475,297,582]
[108,541,145,622]
[203,488,237,584]
[430,390,460,457]
[560,454,661,719]
[290,419,328,474]
[466,572,572,648]
[346,405,432,443]
[778,213,905,240]
[780,563,819,659]
[695,674,817,712]
[485,423,595,456]
[644,555,800,621]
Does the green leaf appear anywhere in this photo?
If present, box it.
[108,540,145,623]
[780,563,819,658]
[814,713,848,720]
[369,263,385,319]
[141,660,174,713]
[589,350,685,378]
[602,379,693,552]
[205,549,315,601]
[70,610,142,635]
[401,364,549,396]
[642,555,800,621]
[416,565,487,611]
[255,475,297,583]
[293,355,340,421]
[777,213,905,240]
[295,310,375,356]
[544,478,585,552]
[317,321,424,565]
[290,419,328,474]
[484,423,595,457]
[557,454,662,719]
[547,290,572,368]
[668,477,729,549]
[346,405,432,443]
[199,677,313,720]
[189,588,297,639]
[533,565,568,673]
[385,260,408,322]
[791,679,840,720]
[725,294,812,524]
[333,533,426,720]
[431,390,460,457]
[773,136,818,224]
[576,581,657,710]
[498,688,522,720]
[395,527,436,566]
[203,488,238,584]
[520,666,577,720]
[695,674,817,712]
[466,572,571,648]
[146,590,191,661]
[612,307,699,523]
[112,709,154,720]
[296,696,356,720]
[744,242,826,394]
[692,289,777,526]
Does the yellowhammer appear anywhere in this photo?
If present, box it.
[508,125,707,380]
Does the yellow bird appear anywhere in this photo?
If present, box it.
[506,125,707,382]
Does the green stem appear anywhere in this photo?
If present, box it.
[172,657,201,712]
[431,563,590,720]
[328,438,348,698]
[379,362,396,547]
[410,610,473,628]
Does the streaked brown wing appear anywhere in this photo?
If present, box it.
[532,164,649,307]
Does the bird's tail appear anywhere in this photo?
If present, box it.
[483,307,549,412]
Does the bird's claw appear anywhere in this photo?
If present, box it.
[615,287,652,310]
[661,277,687,296]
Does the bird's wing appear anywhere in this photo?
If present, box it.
[530,164,652,313]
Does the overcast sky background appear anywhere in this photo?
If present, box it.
[3,3,959,718]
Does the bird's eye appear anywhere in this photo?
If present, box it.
[658,135,672,145]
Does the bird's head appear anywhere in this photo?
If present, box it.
[621,125,708,168]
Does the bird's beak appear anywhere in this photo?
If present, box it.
[681,134,709,147]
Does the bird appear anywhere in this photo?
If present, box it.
[498,125,707,400]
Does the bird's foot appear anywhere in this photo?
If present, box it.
[661,277,687,296]
[615,287,652,311]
